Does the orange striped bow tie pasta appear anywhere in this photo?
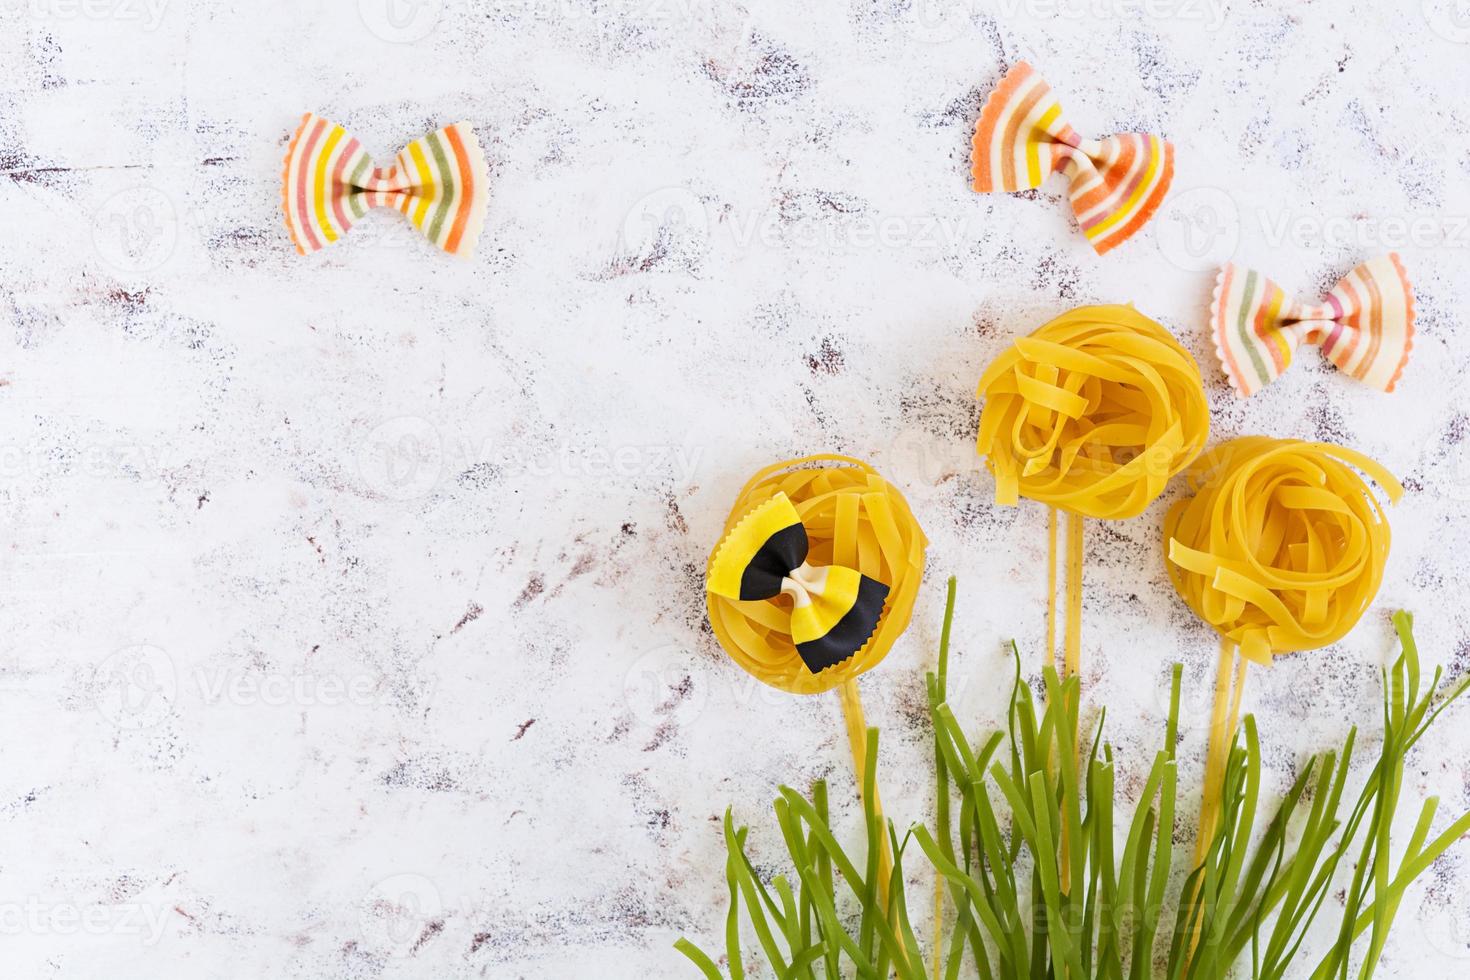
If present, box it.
[282,113,489,257]
[971,62,1175,255]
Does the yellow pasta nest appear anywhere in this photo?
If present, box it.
[1164,437,1400,663]
[976,304,1210,520]
[706,455,928,695]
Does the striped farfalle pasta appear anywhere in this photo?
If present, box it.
[971,62,1175,255]
[706,455,927,695]
[1211,254,1415,397]
[282,113,489,257]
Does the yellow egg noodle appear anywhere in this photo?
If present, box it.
[706,455,927,696]
[976,303,1210,680]
[705,454,928,920]
[1164,437,1401,858]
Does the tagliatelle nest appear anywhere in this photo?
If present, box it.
[1164,437,1401,663]
[706,455,927,695]
[976,304,1210,520]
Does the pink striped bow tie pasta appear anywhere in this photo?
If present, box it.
[282,113,489,257]
[1211,254,1415,397]
[971,62,1174,255]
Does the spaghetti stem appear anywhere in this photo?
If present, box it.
[839,678,901,960]
[1064,511,1083,681]
[1195,637,1243,865]
[1046,507,1059,669]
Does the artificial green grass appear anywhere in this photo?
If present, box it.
[678,579,1470,979]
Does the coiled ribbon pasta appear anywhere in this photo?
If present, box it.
[1164,437,1400,860]
[706,455,927,696]
[977,303,1210,521]
[1165,437,1400,662]
[976,303,1208,686]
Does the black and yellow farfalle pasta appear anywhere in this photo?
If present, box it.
[706,454,926,696]
[708,492,890,675]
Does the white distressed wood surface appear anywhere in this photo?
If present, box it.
[3,1,1470,976]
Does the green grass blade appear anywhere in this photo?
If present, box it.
[675,938,724,979]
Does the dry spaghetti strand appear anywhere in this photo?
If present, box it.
[1046,507,1059,668]
[1065,511,1084,680]
[1194,636,1247,865]
[839,680,897,922]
